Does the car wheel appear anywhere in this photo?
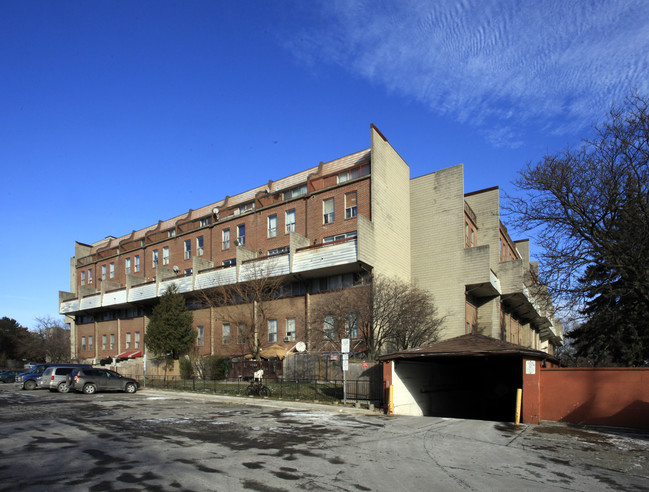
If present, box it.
[57,382,70,393]
[24,380,37,390]
[124,383,137,394]
[83,383,97,394]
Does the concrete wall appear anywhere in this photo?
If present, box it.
[368,126,412,281]
[410,164,468,339]
[391,361,431,416]
[540,368,649,429]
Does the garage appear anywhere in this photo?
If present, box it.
[380,334,557,422]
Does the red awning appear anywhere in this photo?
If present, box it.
[116,350,142,359]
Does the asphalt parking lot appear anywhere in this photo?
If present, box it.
[0,384,647,491]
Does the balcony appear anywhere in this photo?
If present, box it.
[60,238,359,316]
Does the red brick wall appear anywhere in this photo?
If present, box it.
[192,308,212,356]
[540,368,649,429]
[74,176,370,291]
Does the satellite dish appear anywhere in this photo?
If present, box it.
[295,341,306,352]
[173,266,179,273]
[212,207,219,215]
[234,239,239,246]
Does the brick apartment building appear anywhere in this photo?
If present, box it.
[59,125,562,365]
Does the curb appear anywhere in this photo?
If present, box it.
[139,388,382,415]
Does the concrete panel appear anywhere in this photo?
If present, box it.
[128,283,157,302]
[292,241,358,274]
[103,289,127,307]
[392,361,432,416]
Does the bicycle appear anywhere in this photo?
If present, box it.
[245,380,271,397]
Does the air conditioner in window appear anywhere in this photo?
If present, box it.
[283,337,291,342]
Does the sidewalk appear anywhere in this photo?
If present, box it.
[139,387,379,414]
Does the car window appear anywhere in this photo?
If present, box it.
[106,370,121,378]
[43,368,53,377]
[26,365,47,374]
[56,368,74,376]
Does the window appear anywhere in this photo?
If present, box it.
[134,256,140,273]
[345,191,357,219]
[313,273,358,293]
[222,258,236,267]
[184,240,191,260]
[222,228,231,249]
[338,164,370,183]
[88,269,92,284]
[134,331,140,349]
[102,265,107,280]
[81,271,85,286]
[109,262,115,279]
[268,319,277,343]
[162,246,170,265]
[168,229,176,238]
[152,250,159,267]
[88,336,93,350]
[110,333,115,350]
[324,315,335,340]
[238,202,255,214]
[197,326,204,346]
[197,236,204,256]
[184,268,192,275]
[465,217,477,248]
[125,257,131,274]
[102,334,107,350]
[284,183,307,200]
[346,312,358,338]
[323,231,357,243]
[268,246,289,256]
[200,217,211,227]
[286,318,296,341]
[237,324,246,344]
[237,224,245,245]
[126,332,131,349]
[222,323,231,345]
[267,214,277,238]
[285,209,296,233]
[81,336,86,351]
[323,198,335,224]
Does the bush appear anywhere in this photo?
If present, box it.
[202,355,228,379]
[179,356,194,379]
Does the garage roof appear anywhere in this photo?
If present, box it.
[379,334,558,362]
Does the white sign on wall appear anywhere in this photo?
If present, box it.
[525,360,536,374]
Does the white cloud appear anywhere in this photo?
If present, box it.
[286,0,649,147]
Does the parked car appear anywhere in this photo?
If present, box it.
[15,363,91,390]
[0,370,18,383]
[68,368,139,394]
[38,366,80,393]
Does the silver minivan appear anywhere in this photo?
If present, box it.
[39,366,79,393]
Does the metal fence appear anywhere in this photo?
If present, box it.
[140,375,383,405]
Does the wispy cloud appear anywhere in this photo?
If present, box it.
[286,0,649,147]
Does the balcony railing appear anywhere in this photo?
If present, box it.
[60,238,359,315]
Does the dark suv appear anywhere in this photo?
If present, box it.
[68,368,139,394]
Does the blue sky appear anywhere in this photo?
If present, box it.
[2,1,648,329]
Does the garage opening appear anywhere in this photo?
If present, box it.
[383,334,555,422]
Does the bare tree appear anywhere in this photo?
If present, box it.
[507,93,649,366]
[309,275,444,359]
[21,316,71,363]
[198,259,284,360]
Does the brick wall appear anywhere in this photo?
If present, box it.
[540,367,649,429]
